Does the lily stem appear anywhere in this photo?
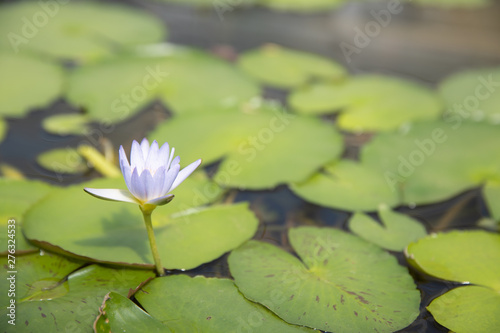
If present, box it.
[142,211,165,277]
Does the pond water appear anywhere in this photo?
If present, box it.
[1,0,500,332]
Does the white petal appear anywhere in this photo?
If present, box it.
[121,159,133,192]
[158,142,170,167]
[161,163,180,195]
[169,156,180,170]
[84,188,138,204]
[130,168,146,201]
[140,138,150,159]
[170,159,201,192]
[141,169,155,202]
[151,165,166,198]
[167,147,176,169]
[119,146,132,189]
[118,145,130,169]
[130,140,145,173]
[146,194,174,206]
[145,140,160,172]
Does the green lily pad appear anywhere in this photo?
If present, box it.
[439,67,500,124]
[0,2,165,61]
[66,48,259,123]
[0,53,64,117]
[42,113,91,136]
[95,292,171,333]
[0,252,153,332]
[238,44,346,88]
[406,230,500,289]
[229,227,420,332]
[406,230,500,333]
[150,103,343,189]
[361,120,500,205]
[349,205,427,251]
[289,75,442,132]
[484,180,500,221]
[427,285,500,333]
[136,275,314,332]
[0,178,54,255]
[37,148,89,175]
[23,176,256,270]
[290,160,399,212]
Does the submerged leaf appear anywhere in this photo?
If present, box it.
[42,113,91,136]
[37,148,89,174]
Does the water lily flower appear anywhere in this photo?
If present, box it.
[84,138,201,276]
[84,138,201,212]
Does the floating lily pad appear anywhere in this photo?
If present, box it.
[483,181,500,221]
[238,44,346,88]
[427,285,500,333]
[150,103,342,189]
[406,230,500,333]
[66,48,259,123]
[0,178,54,255]
[439,67,500,124]
[0,53,64,117]
[0,2,165,61]
[290,160,399,212]
[42,113,91,136]
[349,206,427,251]
[290,75,442,132]
[95,292,172,333]
[361,120,500,205]
[0,252,153,332]
[229,227,420,332]
[37,148,89,175]
[24,176,256,270]
[136,275,314,332]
